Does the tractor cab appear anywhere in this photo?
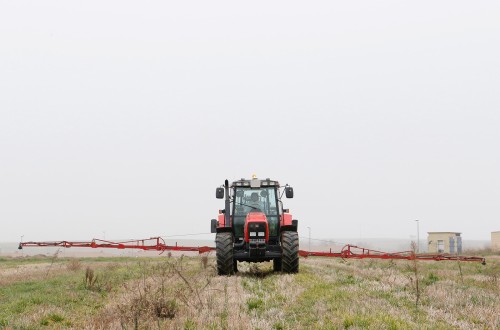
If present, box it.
[232,182,280,242]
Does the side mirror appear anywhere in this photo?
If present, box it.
[216,188,224,199]
[211,219,218,233]
[285,186,294,198]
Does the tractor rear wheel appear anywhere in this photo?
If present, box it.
[273,258,282,271]
[281,231,299,273]
[216,232,234,276]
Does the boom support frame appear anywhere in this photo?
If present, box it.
[19,237,486,264]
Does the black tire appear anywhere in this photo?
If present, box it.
[273,258,282,272]
[281,231,299,273]
[216,232,234,276]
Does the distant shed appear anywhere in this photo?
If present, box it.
[427,232,462,254]
[492,231,500,251]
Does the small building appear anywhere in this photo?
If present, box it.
[427,232,462,254]
[492,231,500,251]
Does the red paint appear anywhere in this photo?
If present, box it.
[243,212,269,243]
[19,237,215,254]
[298,244,486,263]
[218,213,225,227]
[280,212,293,226]
[19,236,486,264]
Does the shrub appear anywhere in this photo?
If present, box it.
[154,297,177,319]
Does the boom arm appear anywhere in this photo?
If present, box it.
[19,237,215,254]
[19,237,485,264]
[298,244,486,264]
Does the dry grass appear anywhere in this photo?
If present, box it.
[90,257,253,329]
[0,259,118,286]
[0,254,498,329]
[67,259,82,271]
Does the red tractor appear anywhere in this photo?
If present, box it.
[211,177,298,275]
[18,177,487,270]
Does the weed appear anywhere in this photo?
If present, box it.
[2,254,497,329]
[45,249,61,278]
[84,267,99,290]
[201,254,209,269]
[457,256,464,285]
[407,242,421,310]
[423,272,439,285]
[154,297,177,319]
[483,263,500,291]
[219,309,228,329]
[67,259,82,271]
[272,322,284,330]
[247,298,264,310]
[81,266,113,293]
[343,315,370,328]
[40,313,64,326]
[184,319,196,330]
[339,274,356,285]
[114,258,215,328]
[343,317,354,328]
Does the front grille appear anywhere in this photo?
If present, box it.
[248,222,266,235]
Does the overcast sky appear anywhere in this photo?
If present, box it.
[1,1,499,244]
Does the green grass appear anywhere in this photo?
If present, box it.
[40,313,66,326]
[0,255,498,329]
[0,259,152,328]
[237,257,499,329]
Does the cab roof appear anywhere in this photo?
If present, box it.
[231,178,280,188]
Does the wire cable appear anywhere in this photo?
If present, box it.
[307,237,350,245]
[159,232,212,238]
[158,231,348,247]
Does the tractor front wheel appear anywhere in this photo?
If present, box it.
[216,232,235,276]
[281,231,299,273]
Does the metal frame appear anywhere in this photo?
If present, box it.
[19,238,486,264]
[299,244,486,264]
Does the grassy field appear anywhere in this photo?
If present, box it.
[0,252,498,329]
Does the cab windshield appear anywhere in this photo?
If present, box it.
[233,187,279,238]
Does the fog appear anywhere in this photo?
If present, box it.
[1,1,499,245]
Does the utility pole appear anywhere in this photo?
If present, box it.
[415,220,420,253]
[307,226,311,252]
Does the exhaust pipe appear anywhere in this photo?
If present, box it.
[224,179,230,228]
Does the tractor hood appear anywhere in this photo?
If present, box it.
[244,212,269,243]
